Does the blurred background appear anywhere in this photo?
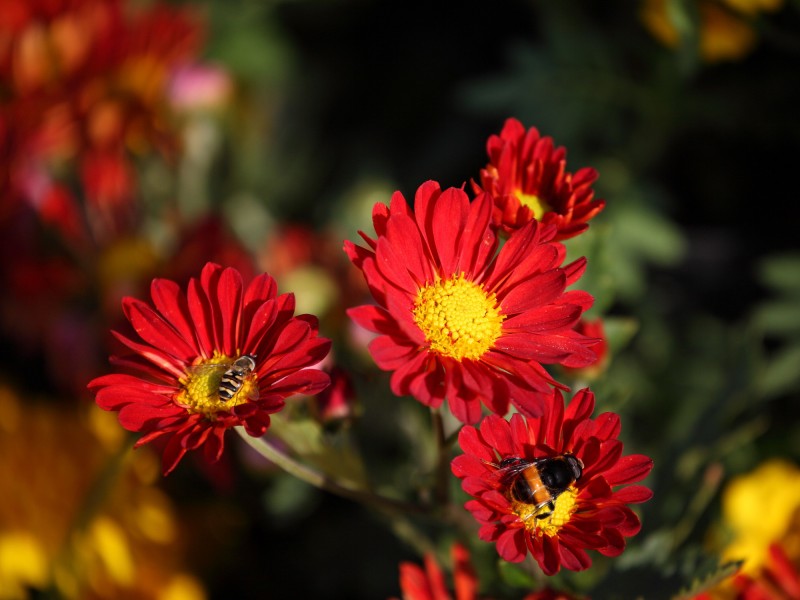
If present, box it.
[1,0,799,598]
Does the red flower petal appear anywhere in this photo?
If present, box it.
[613,485,654,504]
[217,267,244,356]
[368,335,418,370]
[452,387,653,574]
[497,529,527,563]
[500,271,568,316]
[603,454,655,486]
[91,263,331,475]
[346,181,596,423]
[480,415,515,458]
[558,539,592,572]
[150,279,199,353]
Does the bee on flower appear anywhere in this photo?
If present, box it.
[88,262,332,475]
[451,388,653,575]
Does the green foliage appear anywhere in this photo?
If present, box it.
[671,560,742,600]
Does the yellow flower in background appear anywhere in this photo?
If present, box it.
[640,0,784,63]
[721,459,800,574]
[0,384,206,600]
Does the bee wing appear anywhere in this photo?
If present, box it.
[482,459,532,486]
[183,363,231,401]
[186,362,230,376]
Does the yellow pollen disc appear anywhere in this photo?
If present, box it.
[516,190,552,220]
[512,486,579,537]
[176,352,258,417]
[412,274,504,361]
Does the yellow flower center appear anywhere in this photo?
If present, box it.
[516,190,552,221]
[412,274,504,361]
[512,486,579,537]
[176,352,258,417]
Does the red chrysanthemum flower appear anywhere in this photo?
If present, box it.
[393,543,583,600]
[474,118,605,240]
[0,0,203,241]
[393,543,478,600]
[451,388,653,575]
[344,181,597,424]
[88,262,332,475]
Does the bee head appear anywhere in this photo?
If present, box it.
[236,355,257,370]
[564,453,584,481]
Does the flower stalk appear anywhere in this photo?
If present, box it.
[235,427,433,516]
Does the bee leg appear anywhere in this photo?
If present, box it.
[535,501,556,520]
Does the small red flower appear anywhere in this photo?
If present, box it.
[451,388,653,575]
[561,318,609,380]
[394,543,478,600]
[311,367,357,426]
[88,262,332,475]
[345,181,597,424]
[393,543,584,600]
[474,119,605,240]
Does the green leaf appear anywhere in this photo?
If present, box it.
[758,252,800,296]
[671,561,741,600]
[612,206,686,266]
[268,412,369,489]
[262,474,319,523]
[497,559,536,589]
[752,300,800,336]
[603,316,640,354]
[758,342,800,398]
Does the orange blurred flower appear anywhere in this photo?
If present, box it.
[640,0,783,63]
[0,384,206,599]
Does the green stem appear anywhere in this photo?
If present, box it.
[431,408,450,507]
[236,427,432,516]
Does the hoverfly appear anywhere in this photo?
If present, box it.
[487,452,583,520]
[187,354,257,402]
